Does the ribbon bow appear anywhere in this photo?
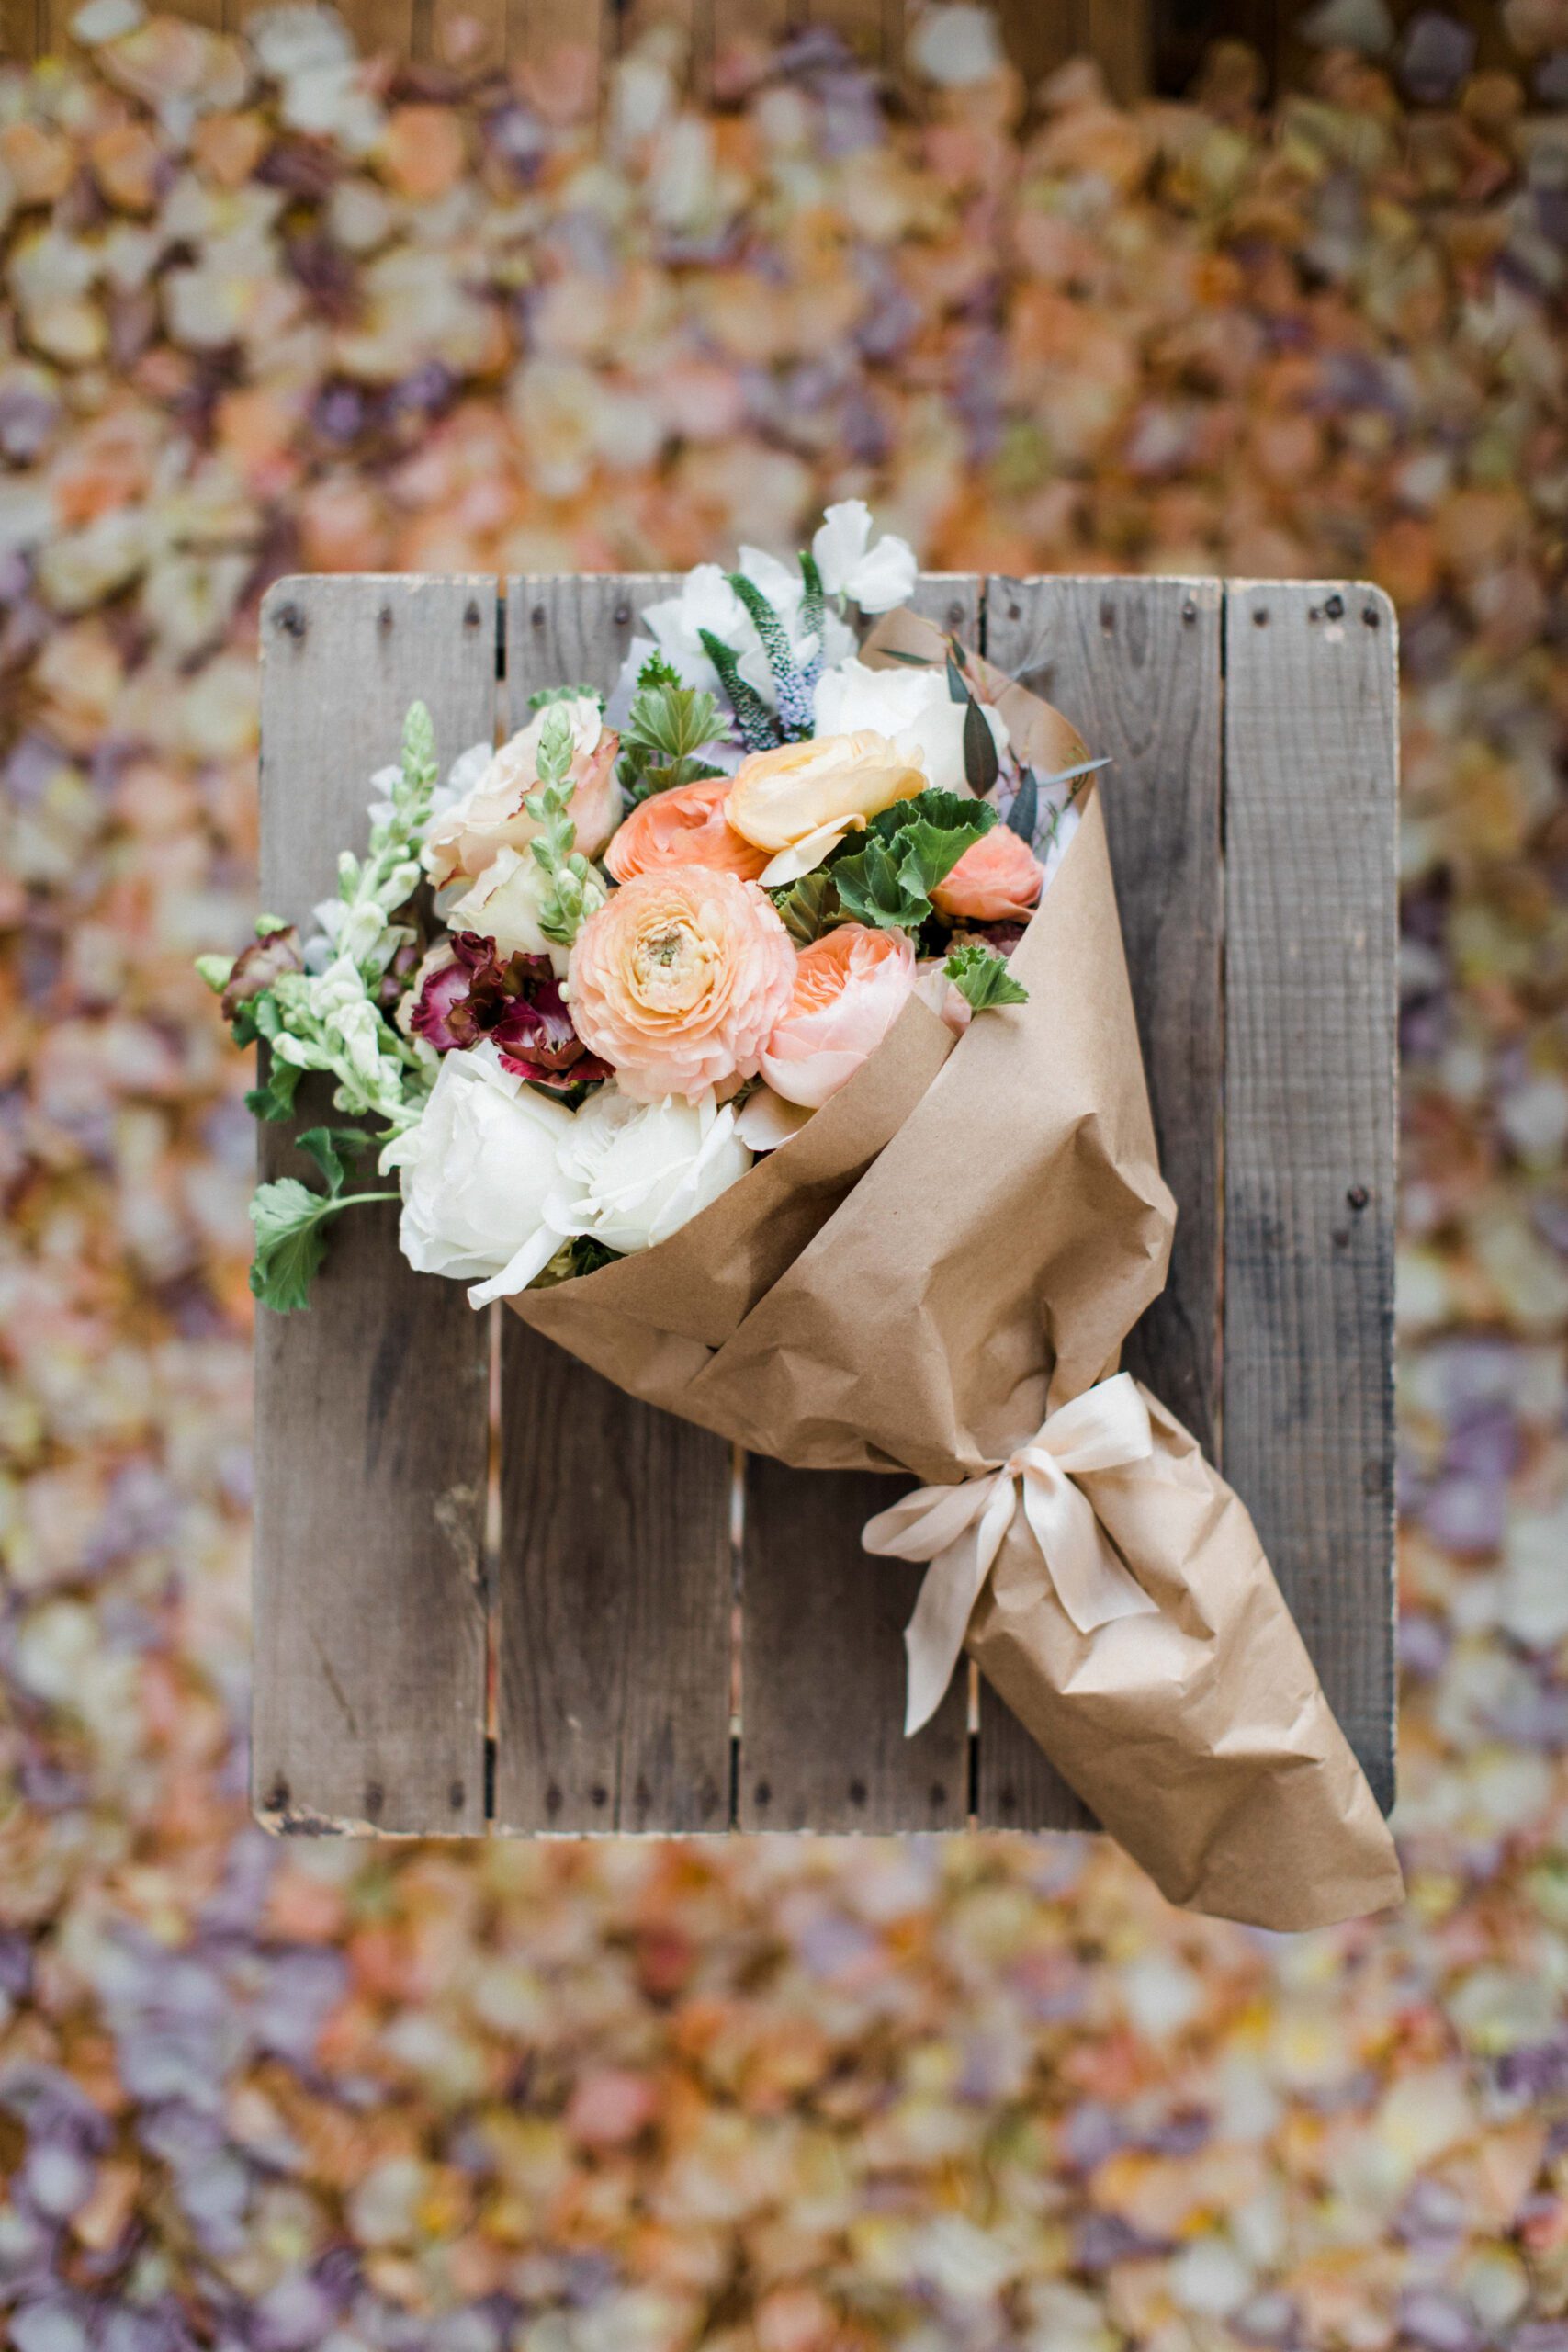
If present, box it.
[862,1372,1161,1736]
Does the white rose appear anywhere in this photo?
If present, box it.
[810,500,919,614]
[546,1086,751,1257]
[812,658,1008,797]
[382,1043,580,1306]
[446,842,604,977]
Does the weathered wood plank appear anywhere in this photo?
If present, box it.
[254,576,495,1837]
[1223,580,1398,1813]
[493,575,736,1834]
[973,575,1224,1833]
[801,0,899,62]
[507,0,604,75]
[735,574,980,1834]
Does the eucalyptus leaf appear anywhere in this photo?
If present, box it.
[1006,769,1039,842]
[963,695,1000,795]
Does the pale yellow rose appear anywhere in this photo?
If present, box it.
[725,730,926,888]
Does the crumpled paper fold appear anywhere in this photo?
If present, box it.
[511,610,1403,1929]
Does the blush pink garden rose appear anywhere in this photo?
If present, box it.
[425,696,620,887]
[930,825,1044,923]
[759,923,917,1109]
[568,865,797,1103]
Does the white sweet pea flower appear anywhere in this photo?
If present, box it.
[639,564,773,705]
[812,658,1007,797]
[383,1042,581,1306]
[811,500,919,614]
[544,1086,750,1257]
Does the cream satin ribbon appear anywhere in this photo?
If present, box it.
[862,1372,1161,1736]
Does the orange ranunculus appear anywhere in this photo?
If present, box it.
[605,775,770,884]
[759,922,916,1109]
[568,865,797,1104]
[930,825,1044,923]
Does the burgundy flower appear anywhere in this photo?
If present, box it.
[220,924,303,1023]
[411,933,610,1092]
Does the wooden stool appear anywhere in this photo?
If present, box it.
[252,571,1397,1838]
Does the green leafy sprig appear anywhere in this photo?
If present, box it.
[617,653,727,806]
[248,1128,397,1312]
[945,941,1029,1012]
[829,790,997,933]
[524,707,605,948]
[699,628,779,753]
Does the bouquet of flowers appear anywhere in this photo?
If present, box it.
[206,506,1403,1928]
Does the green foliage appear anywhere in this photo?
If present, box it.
[248,1135,398,1314]
[829,792,996,933]
[945,941,1029,1012]
[728,574,813,739]
[528,683,603,712]
[296,1125,378,1190]
[567,1235,623,1277]
[771,867,847,945]
[244,1054,304,1124]
[1007,769,1039,844]
[617,658,726,806]
[524,708,605,948]
[699,628,780,753]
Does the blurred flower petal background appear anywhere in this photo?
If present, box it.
[1,4,1566,2345]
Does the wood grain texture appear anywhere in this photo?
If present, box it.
[800,0,899,62]
[493,574,735,1834]
[253,576,495,1837]
[508,0,603,69]
[735,575,980,1835]
[1223,581,1398,1813]
[974,576,1223,1832]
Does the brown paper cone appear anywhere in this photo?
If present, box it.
[507,615,1403,1928]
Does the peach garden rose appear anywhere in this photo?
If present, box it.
[759,923,917,1109]
[930,824,1044,924]
[605,775,770,884]
[568,865,797,1103]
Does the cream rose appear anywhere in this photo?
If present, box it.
[812,660,1009,798]
[424,696,619,887]
[544,1087,751,1257]
[447,842,605,976]
[726,730,927,887]
[382,1043,580,1306]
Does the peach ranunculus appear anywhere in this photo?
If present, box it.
[759,923,917,1109]
[425,696,620,887]
[605,775,770,885]
[930,825,1044,923]
[568,865,797,1103]
[726,730,926,888]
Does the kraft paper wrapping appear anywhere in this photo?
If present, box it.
[509,613,1403,1929]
